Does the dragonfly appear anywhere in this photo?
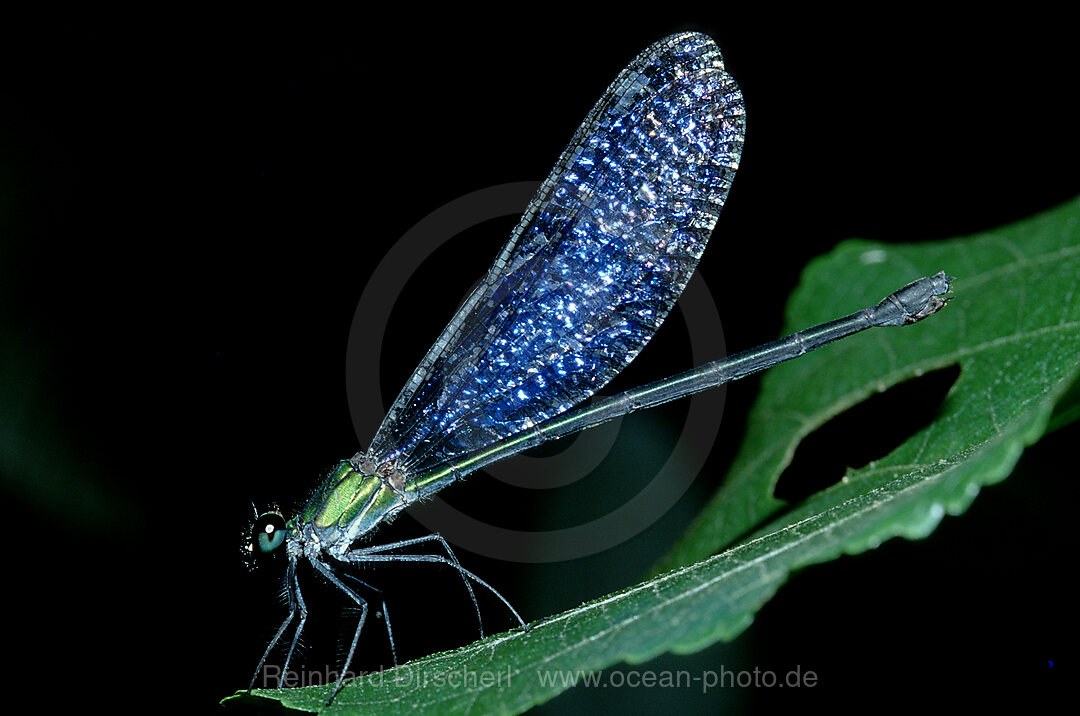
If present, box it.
[245,31,953,703]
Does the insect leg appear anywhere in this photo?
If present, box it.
[248,556,299,693]
[353,533,484,637]
[310,558,369,704]
[345,550,527,631]
[340,572,397,667]
[380,598,398,668]
[279,567,308,682]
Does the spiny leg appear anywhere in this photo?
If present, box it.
[356,533,485,637]
[380,598,398,668]
[345,550,527,631]
[279,568,308,682]
[340,573,397,668]
[310,558,369,704]
[248,558,299,693]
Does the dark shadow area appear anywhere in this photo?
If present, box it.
[773,365,961,503]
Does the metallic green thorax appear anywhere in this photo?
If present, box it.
[298,460,417,548]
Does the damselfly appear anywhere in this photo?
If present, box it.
[245,31,952,703]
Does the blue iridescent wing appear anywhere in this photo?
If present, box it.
[366,32,745,476]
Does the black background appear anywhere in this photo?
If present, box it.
[2,10,1076,714]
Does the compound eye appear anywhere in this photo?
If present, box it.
[253,513,287,553]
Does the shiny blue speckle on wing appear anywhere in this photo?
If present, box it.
[366,33,745,478]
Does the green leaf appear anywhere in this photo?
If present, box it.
[223,196,1080,714]
[655,195,1080,573]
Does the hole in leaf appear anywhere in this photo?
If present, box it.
[773,364,960,503]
